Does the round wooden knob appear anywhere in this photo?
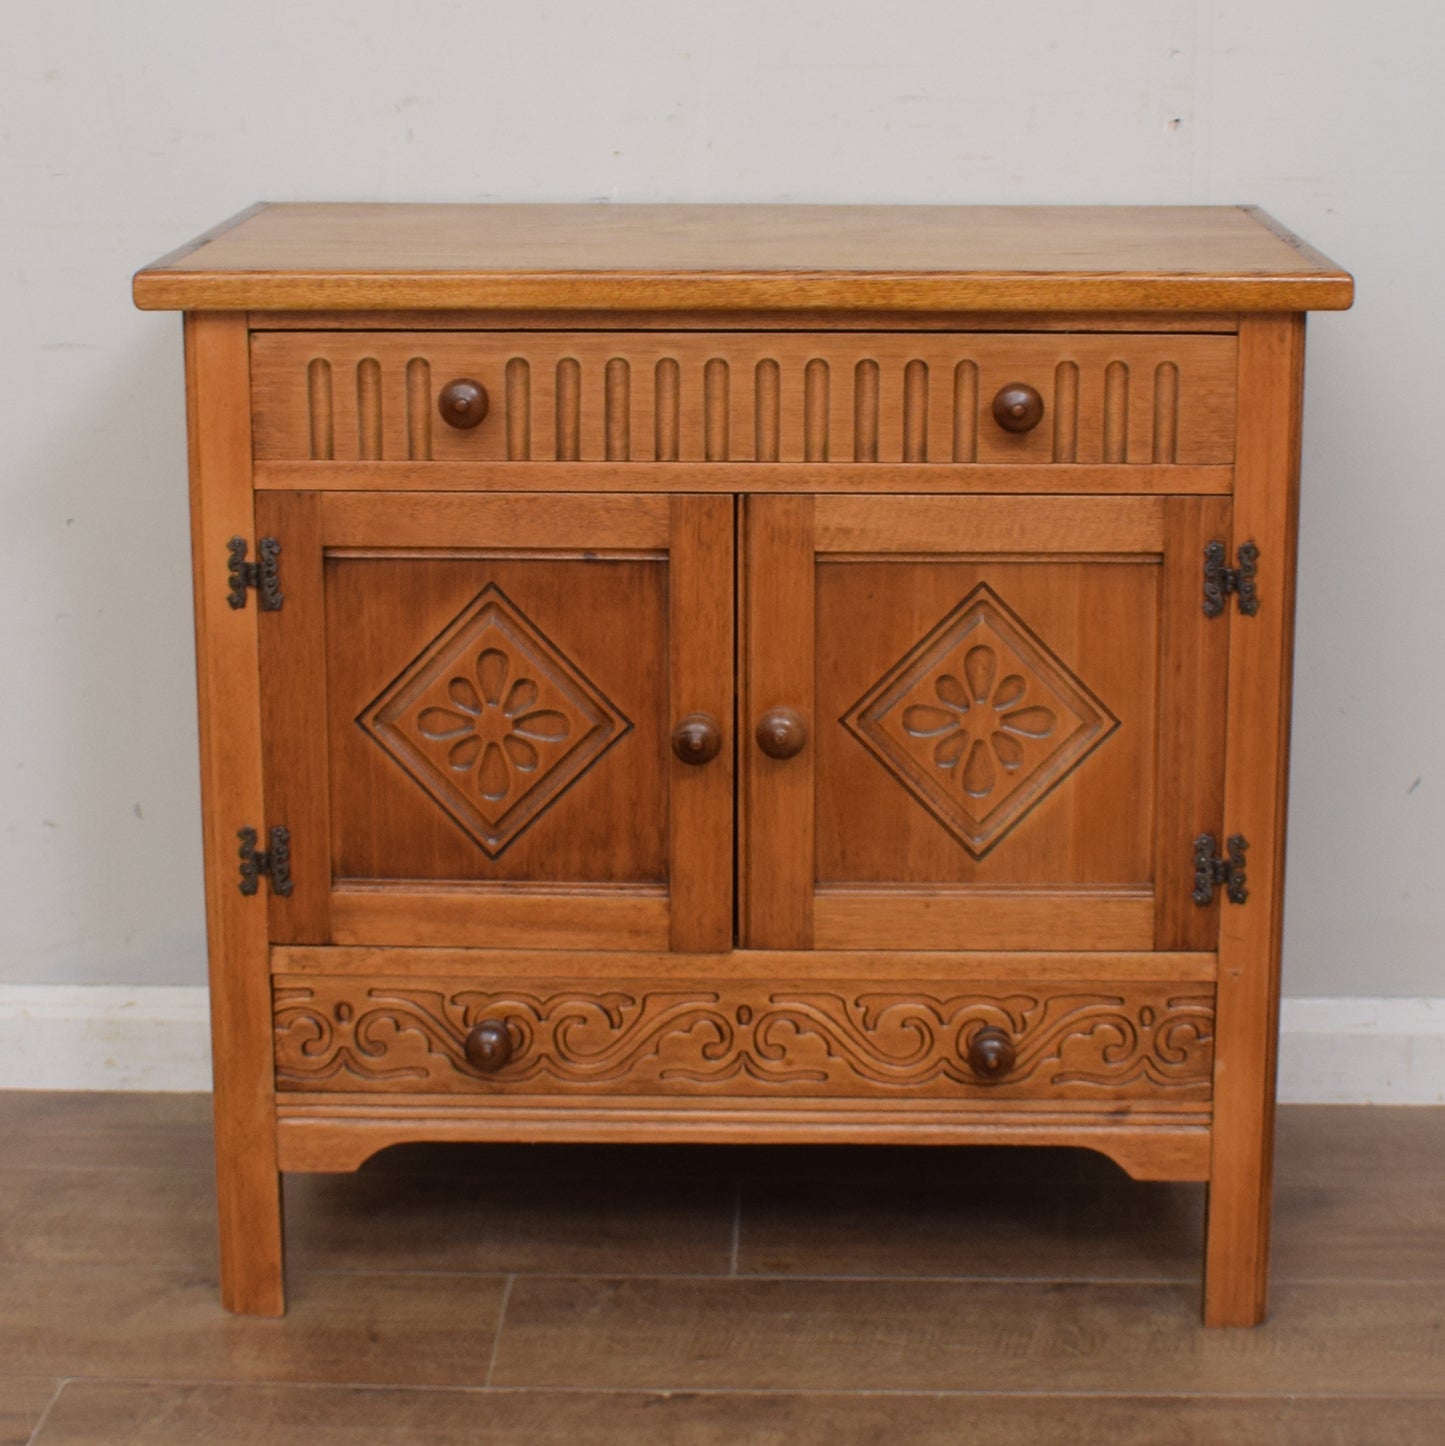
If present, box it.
[438,378,490,430]
[671,712,723,765]
[991,382,1044,433]
[463,1018,513,1073]
[755,707,807,760]
[966,1026,1016,1080]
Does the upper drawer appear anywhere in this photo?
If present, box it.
[250,331,1237,467]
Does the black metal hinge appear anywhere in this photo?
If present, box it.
[1202,539,1259,618]
[227,536,283,610]
[1192,832,1248,906]
[238,826,293,897]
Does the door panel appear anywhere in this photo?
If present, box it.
[817,556,1155,884]
[743,493,1228,951]
[327,554,665,885]
[258,491,733,951]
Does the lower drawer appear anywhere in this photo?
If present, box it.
[272,974,1215,1104]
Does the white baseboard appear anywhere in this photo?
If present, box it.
[0,986,213,1091]
[0,987,1441,1103]
[1276,996,1445,1105]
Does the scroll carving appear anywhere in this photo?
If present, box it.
[274,980,1214,1101]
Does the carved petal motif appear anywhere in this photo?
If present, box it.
[358,583,630,856]
[842,583,1118,857]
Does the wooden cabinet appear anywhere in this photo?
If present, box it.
[134,204,1351,1326]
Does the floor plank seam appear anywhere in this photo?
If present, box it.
[22,1377,70,1446]
[294,1268,1200,1285]
[729,1179,742,1276]
[29,1380,1445,1401]
[7,1099,1445,1412]
[483,1275,514,1390]
[0,1163,217,1175]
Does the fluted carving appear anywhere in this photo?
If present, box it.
[256,334,1238,466]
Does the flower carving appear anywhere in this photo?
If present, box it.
[360,584,629,856]
[843,584,1116,857]
[416,647,571,803]
[900,644,1056,799]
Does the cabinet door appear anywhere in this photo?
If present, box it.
[257,491,732,952]
[741,494,1229,952]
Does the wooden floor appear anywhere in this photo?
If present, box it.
[0,1096,1442,1444]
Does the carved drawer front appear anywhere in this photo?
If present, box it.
[272,974,1215,1105]
[251,331,1237,467]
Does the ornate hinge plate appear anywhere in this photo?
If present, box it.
[1203,539,1259,618]
[237,825,293,897]
[227,536,283,611]
[1192,832,1248,906]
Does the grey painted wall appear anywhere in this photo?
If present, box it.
[1,1,1438,997]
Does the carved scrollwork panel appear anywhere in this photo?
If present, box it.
[275,978,1214,1101]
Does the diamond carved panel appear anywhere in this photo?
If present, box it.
[843,583,1117,858]
[359,584,630,856]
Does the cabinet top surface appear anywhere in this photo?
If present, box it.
[133,203,1352,315]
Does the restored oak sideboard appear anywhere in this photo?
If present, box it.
[134,204,1352,1323]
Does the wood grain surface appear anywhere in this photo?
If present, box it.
[182,314,284,1316]
[8,1093,1440,1441]
[252,459,1235,496]
[133,204,1353,312]
[268,945,1217,983]
[252,489,739,953]
[270,972,1216,1103]
[19,1384,1445,1446]
[274,1103,1212,1180]
[736,494,1230,952]
[250,331,1238,465]
[1205,314,1308,1326]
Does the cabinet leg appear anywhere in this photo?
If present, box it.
[1202,1107,1274,1327]
[186,311,286,1317]
[213,1104,286,1316]
[1201,314,1302,1328]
